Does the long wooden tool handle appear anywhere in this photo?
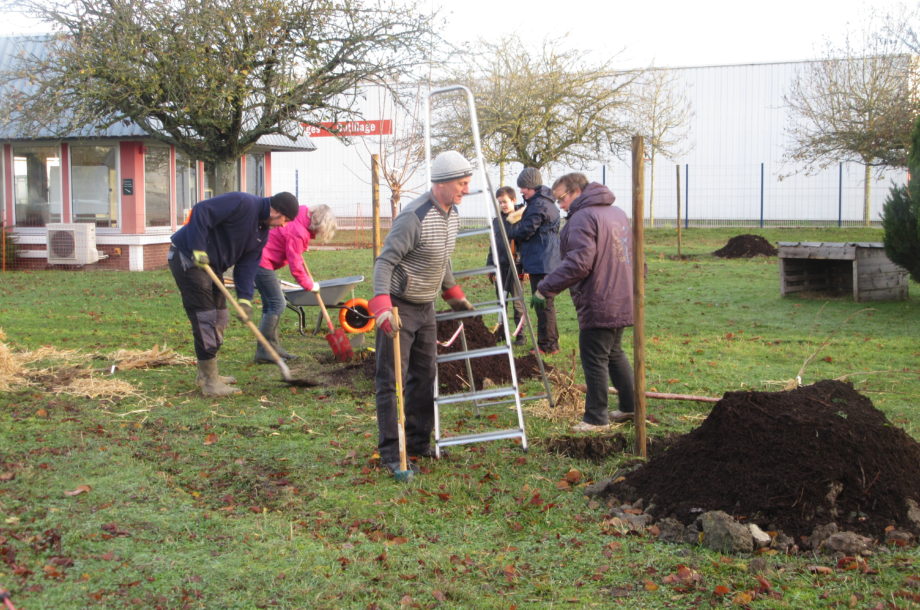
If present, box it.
[392,307,408,472]
[301,259,336,333]
[200,263,291,379]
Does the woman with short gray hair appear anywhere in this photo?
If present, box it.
[254,204,337,362]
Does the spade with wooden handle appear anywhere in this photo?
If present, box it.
[303,261,353,362]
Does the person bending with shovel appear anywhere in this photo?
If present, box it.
[253,204,337,364]
[168,191,299,396]
[369,151,475,478]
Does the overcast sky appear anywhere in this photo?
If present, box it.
[0,0,913,67]
[423,0,914,68]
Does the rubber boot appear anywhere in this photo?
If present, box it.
[268,314,298,361]
[254,314,298,363]
[197,359,241,396]
[196,370,237,387]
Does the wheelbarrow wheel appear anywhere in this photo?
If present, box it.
[339,298,375,334]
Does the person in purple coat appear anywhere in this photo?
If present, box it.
[534,173,636,431]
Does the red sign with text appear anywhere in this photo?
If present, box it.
[304,120,392,137]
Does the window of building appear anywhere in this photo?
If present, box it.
[244,153,265,196]
[176,150,198,226]
[203,161,241,198]
[71,144,118,227]
[12,144,62,227]
[145,145,170,227]
[203,162,216,200]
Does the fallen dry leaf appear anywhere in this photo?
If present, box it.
[63,485,91,497]
[203,433,219,445]
[564,468,583,484]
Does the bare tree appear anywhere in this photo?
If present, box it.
[434,35,640,171]
[783,24,918,225]
[352,83,428,218]
[627,68,694,226]
[0,0,439,195]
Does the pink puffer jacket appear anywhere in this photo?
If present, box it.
[259,205,315,290]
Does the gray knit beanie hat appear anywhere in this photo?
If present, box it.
[430,151,473,183]
[516,167,543,189]
[270,192,299,221]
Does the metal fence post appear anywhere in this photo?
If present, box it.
[760,162,764,228]
[838,162,843,228]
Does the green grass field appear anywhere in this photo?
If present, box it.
[1,227,918,608]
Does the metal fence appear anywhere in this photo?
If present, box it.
[274,157,905,230]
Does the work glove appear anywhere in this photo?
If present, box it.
[442,285,474,312]
[192,250,210,268]
[506,207,524,224]
[236,299,253,322]
[308,281,321,293]
[369,294,401,338]
[530,290,546,311]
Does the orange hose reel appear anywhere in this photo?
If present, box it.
[338,298,375,334]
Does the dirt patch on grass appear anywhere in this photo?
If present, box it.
[713,234,778,258]
[599,380,920,539]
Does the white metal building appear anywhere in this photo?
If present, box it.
[272,59,909,227]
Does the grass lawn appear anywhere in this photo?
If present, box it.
[1,227,918,608]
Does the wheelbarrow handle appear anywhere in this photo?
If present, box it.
[199,263,292,381]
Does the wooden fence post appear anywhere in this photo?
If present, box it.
[371,154,381,259]
[632,136,647,458]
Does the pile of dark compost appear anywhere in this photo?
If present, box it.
[603,380,920,539]
[361,315,551,394]
[713,234,778,258]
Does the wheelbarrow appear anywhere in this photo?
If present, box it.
[281,276,371,336]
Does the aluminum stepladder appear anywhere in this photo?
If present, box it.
[424,85,554,457]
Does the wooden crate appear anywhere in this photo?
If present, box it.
[778,242,909,302]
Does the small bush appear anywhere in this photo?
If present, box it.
[882,116,920,283]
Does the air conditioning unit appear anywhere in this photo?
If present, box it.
[46,223,100,265]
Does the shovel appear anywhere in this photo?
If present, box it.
[391,307,413,482]
[201,264,317,387]
[302,262,353,362]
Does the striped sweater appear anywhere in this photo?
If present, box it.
[373,191,460,303]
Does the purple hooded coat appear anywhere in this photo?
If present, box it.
[537,182,634,329]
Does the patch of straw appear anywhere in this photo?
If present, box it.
[0,337,27,392]
[54,376,139,400]
[109,344,195,370]
[526,354,583,421]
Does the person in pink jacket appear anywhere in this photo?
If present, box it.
[254,204,337,363]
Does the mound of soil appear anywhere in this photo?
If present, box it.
[713,234,778,258]
[604,380,920,539]
[361,315,551,394]
[437,316,550,394]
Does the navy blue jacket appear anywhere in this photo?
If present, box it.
[507,185,561,274]
[170,192,271,300]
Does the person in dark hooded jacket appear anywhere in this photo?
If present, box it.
[535,173,636,431]
[507,167,561,354]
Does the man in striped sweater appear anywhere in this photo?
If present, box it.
[369,151,475,475]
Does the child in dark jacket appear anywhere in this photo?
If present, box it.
[486,186,526,344]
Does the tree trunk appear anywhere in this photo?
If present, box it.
[863,164,871,227]
[390,190,400,219]
[214,160,238,196]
